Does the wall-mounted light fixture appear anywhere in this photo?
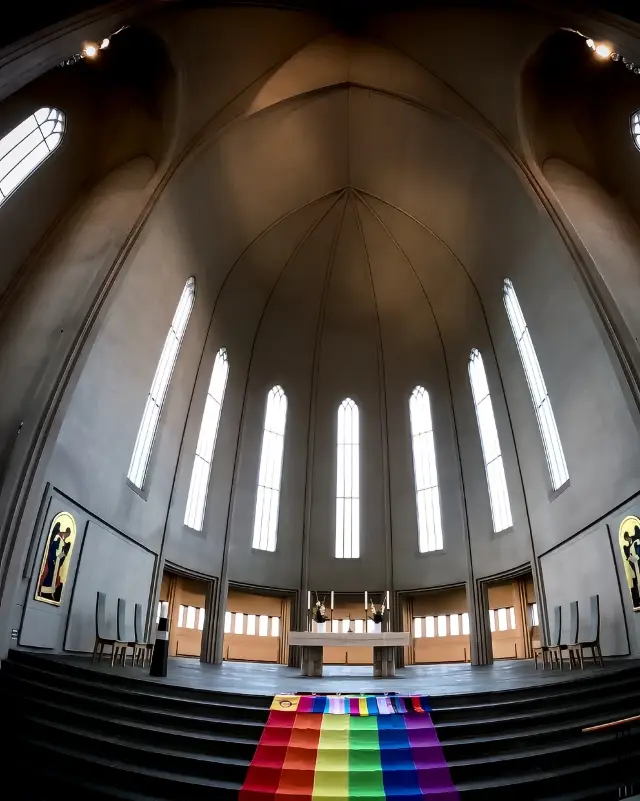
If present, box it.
[584,33,640,74]
[59,26,125,67]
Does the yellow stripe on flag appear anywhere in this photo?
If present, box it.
[312,714,350,799]
[358,697,369,716]
[270,695,300,712]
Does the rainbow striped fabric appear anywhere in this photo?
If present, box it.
[240,695,459,800]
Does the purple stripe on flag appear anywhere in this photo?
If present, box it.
[405,714,460,798]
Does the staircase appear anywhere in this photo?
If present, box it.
[2,650,639,799]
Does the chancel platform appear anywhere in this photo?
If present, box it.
[39,653,639,696]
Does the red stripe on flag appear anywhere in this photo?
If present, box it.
[411,696,425,713]
[239,710,296,801]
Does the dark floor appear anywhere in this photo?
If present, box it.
[48,654,638,697]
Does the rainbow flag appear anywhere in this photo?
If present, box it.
[240,695,459,800]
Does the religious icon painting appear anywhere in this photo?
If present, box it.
[619,516,640,612]
[35,512,77,606]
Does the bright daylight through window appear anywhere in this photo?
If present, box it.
[504,279,568,490]
[0,108,65,207]
[336,398,360,558]
[632,111,640,152]
[184,348,229,530]
[468,348,512,532]
[252,386,287,551]
[409,386,443,552]
[128,278,196,489]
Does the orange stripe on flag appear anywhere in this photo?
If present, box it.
[276,713,322,798]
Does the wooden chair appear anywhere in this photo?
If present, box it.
[133,602,154,668]
[117,597,137,666]
[569,594,603,668]
[549,600,579,670]
[534,604,561,670]
[93,591,128,666]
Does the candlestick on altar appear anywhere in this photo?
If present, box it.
[364,590,368,610]
[330,591,334,610]
[307,591,311,609]
[386,591,390,610]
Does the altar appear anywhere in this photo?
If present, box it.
[289,631,410,677]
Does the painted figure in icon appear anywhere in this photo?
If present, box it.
[619,516,640,611]
[35,512,76,606]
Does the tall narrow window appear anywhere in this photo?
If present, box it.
[184,348,229,530]
[336,398,359,559]
[503,279,569,490]
[0,107,65,207]
[128,278,196,489]
[469,349,512,532]
[252,385,287,551]
[632,111,640,152]
[409,387,443,552]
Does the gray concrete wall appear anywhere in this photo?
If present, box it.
[2,5,640,657]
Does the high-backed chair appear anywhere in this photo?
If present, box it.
[117,597,137,666]
[133,603,154,668]
[93,592,128,666]
[549,601,579,670]
[569,595,603,668]
[533,605,561,670]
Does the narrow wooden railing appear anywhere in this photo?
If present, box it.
[583,715,639,799]
[583,714,640,733]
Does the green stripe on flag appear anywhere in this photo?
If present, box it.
[348,715,386,800]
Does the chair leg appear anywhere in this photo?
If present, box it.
[92,639,99,663]
[596,643,603,667]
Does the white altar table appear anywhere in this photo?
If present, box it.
[289,631,410,677]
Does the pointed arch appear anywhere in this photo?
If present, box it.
[252,385,287,551]
[336,398,360,559]
[184,347,229,530]
[128,277,196,489]
[503,279,569,490]
[0,107,66,207]
[468,348,512,532]
[409,386,443,552]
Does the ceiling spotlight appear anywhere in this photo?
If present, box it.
[586,38,595,50]
[635,67,640,74]
[595,43,612,59]
[626,62,636,71]
[612,53,621,61]
[100,38,110,49]
[83,42,98,58]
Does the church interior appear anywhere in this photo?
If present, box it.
[2,0,640,798]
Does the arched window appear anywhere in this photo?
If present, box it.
[128,278,196,489]
[632,111,640,152]
[336,398,359,559]
[252,385,287,551]
[503,279,569,490]
[184,348,229,530]
[409,387,443,552]
[0,108,65,207]
[468,348,512,532]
